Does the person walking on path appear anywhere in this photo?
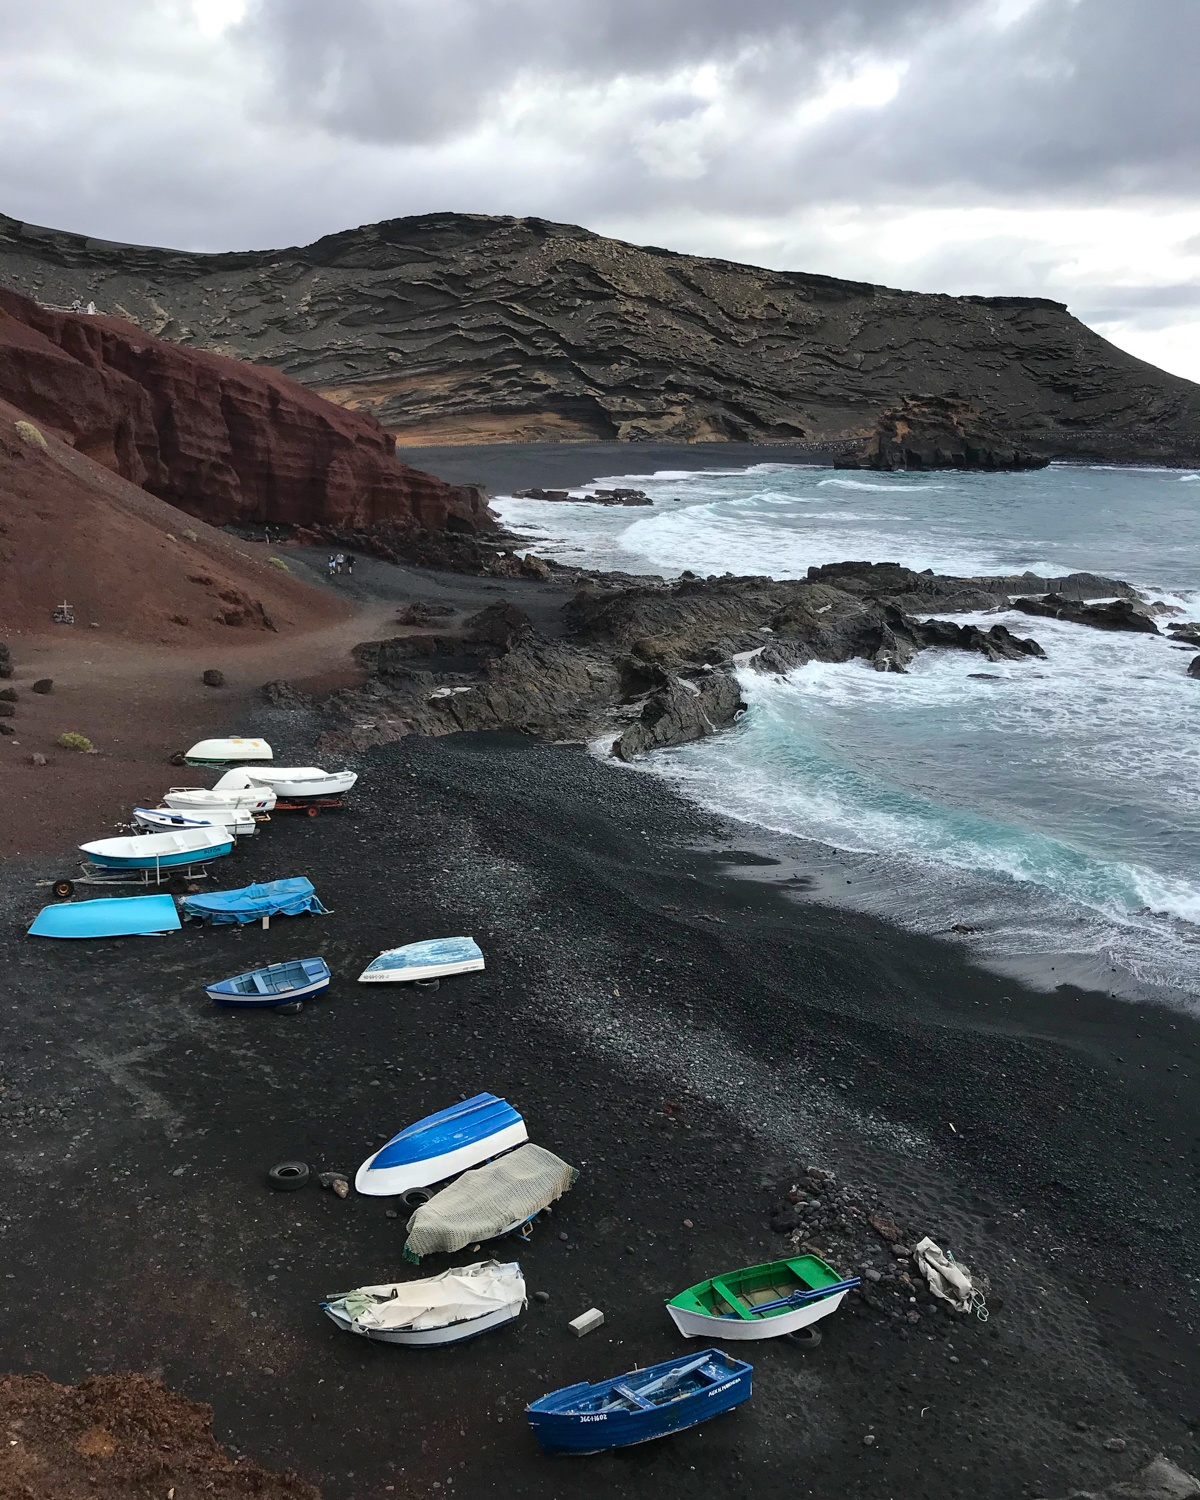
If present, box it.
[335,552,345,574]
[346,554,355,576]
[327,555,337,578]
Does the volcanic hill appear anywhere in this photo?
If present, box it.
[1,211,1198,462]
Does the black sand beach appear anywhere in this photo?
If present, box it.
[2,696,1197,1497]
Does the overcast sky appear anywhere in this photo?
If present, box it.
[3,0,1199,379]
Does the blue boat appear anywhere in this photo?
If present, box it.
[79,829,233,870]
[355,1092,528,1197]
[181,877,328,925]
[526,1349,752,1455]
[204,957,331,1008]
[28,894,182,939]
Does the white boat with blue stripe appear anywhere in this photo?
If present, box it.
[358,936,484,985]
[133,806,258,836]
[204,957,331,1008]
[79,828,233,870]
[355,1092,527,1197]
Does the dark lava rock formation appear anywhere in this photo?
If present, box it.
[314,563,1133,761]
[0,285,487,540]
[834,394,1049,471]
[2,212,1198,462]
[1012,594,1161,632]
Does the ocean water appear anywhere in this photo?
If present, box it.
[492,465,1200,1008]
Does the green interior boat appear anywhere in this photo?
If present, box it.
[669,1255,843,1322]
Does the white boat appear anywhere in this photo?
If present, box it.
[321,1260,526,1346]
[358,936,484,984]
[79,827,234,870]
[163,769,276,815]
[133,806,258,837]
[183,737,273,767]
[246,767,357,800]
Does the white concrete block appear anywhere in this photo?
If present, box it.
[569,1307,605,1338]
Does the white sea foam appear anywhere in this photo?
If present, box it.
[817,477,946,492]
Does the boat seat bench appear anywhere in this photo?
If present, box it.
[611,1383,655,1411]
[710,1277,757,1319]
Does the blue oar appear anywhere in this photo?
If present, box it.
[722,1277,861,1318]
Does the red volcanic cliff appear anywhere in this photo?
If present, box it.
[0,287,489,536]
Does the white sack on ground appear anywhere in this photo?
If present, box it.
[914,1235,977,1313]
[404,1143,577,1261]
[327,1260,525,1333]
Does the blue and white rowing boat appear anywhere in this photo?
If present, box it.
[133,806,257,837]
[79,828,233,870]
[526,1348,752,1455]
[358,935,484,984]
[355,1092,527,1197]
[204,957,331,1008]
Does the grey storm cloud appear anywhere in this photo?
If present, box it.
[244,0,973,148]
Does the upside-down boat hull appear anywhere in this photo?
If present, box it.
[358,936,485,984]
[356,1092,527,1197]
[183,737,273,766]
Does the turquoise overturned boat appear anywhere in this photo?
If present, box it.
[28,894,182,939]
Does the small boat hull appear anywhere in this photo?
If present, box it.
[356,1092,527,1197]
[79,829,233,870]
[183,738,273,766]
[526,1349,752,1455]
[323,1298,522,1346]
[164,788,275,814]
[134,807,257,836]
[247,768,357,799]
[359,936,484,984]
[205,958,331,1008]
[28,895,182,939]
[666,1255,858,1341]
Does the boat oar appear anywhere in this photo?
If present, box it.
[726,1277,861,1318]
[630,1352,721,1400]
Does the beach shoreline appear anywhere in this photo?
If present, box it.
[1,715,1196,1498]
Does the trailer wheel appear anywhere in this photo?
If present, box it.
[267,1160,310,1191]
[306,805,320,818]
[168,751,186,767]
[53,878,75,899]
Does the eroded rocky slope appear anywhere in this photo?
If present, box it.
[2,212,1198,461]
[0,285,487,537]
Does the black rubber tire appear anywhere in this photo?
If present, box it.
[401,1188,432,1210]
[785,1326,823,1349]
[267,1160,310,1191]
[53,879,75,899]
[275,1000,304,1015]
[413,978,441,990]
[169,751,187,767]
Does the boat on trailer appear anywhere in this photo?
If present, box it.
[183,737,272,767]
[358,936,484,984]
[133,806,258,837]
[666,1255,860,1341]
[79,828,234,870]
[355,1092,527,1197]
[163,769,276,815]
[204,956,331,1008]
[245,767,357,799]
[322,1260,525,1346]
[526,1348,752,1455]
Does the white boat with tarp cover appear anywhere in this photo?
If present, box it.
[322,1260,526,1346]
[164,768,276,815]
[359,936,484,984]
[183,737,272,767]
[356,1092,527,1197]
[245,767,357,800]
